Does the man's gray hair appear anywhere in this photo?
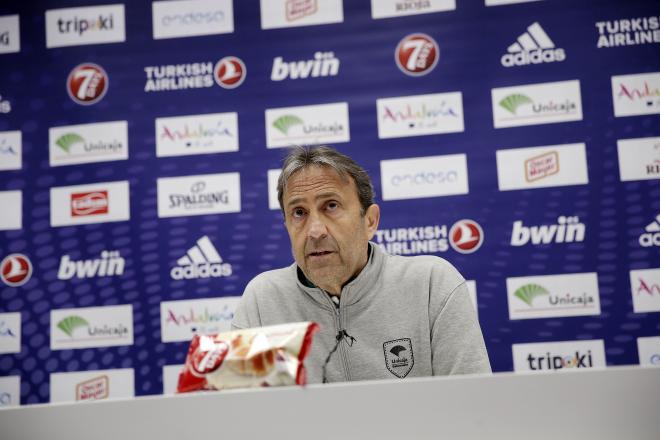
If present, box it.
[277,146,375,215]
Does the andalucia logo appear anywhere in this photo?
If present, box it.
[499,94,533,115]
[273,115,303,135]
[55,133,85,153]
[514,283,549,306]
[57,315,89,337]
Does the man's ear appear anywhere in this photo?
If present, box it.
[364,204,380,240]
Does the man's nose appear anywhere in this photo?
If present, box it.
[307,213,328,240]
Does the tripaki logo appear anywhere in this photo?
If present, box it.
[271,52,339,81]
[0,191,21,231]
[511,216,585,246]
[449,220,484,254]
[507,272,600,320]
[639,214,660,248]
[596,16,660,48]
[617,136,660,182]
[50,304,133,350]
[376,92,464,139]
[512,339,606,373]
[265,102,350,148]
[630,268,660,313]
[0,312,21,354]
[50,181,130,227]
[67,63,108,105]
[0,130,21,171]
[260,0,343,30]
[50,369,134,403]
[155,112,238,157]
[157,173,241,218]
[371,0,455,19]
[380,154,468,201]
[492,80,582,128]
[45,4,125,48]
[501,22,565,67]
[0,254,32,287]
[160,296,240,342]
[0,15,20,54]
[611,72,660,117]
[496,143,588,191]
[170,236,233,280]
[152,0,234,40]
[395,33,439,76]
[49,121,128,167]
[57,251,125,280]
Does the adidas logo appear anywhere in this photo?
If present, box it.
[170,236,232,280]
[57,251,125,280]
[501,22,566,67]
[639,214,660,247]
[271,52,339,81]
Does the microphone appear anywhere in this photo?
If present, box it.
[322,329,357,383]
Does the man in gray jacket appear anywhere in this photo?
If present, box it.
[232,146,490,383]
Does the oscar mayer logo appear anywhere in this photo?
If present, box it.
[525,150,559,182]
[67,63,108,105]
[76,375,109,401]
[286,0,317,21]
[71,190,109,217]
[395,33,439,76]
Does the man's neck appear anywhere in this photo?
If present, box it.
[297,244,372,296]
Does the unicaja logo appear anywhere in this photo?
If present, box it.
[271,52,339,81]
[501,22,565,67]
[171,236,232,280]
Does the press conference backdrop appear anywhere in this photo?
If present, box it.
[1,0,659,406]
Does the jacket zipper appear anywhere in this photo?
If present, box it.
[322,288,351,382]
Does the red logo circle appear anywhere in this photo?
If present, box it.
[191,340,229,377]
[395,33,439,76]
[449,220,484,254]
[67,63,108,105]
[0,254,33,287]
[214,56,246,89]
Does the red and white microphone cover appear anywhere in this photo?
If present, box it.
[177,322,319,392]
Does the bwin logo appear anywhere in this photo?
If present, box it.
[171,236,232,280]
[501,22,565,67]
[58,251,125,280]
[511,216,585,246]
[271,52,339,81]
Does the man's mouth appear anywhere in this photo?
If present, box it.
[307,250,334,258]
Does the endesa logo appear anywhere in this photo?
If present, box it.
[67,63,108,105]
[639,214,660,247]
[0,254,33,287]
[152,0,234,40]
[395,33,439,76]
[512,340,606,373]
[71,191,108,217]
[501,22,565,67]
[170,236,233,280]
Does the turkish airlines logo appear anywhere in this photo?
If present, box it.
[71,191,109,217]
[395,33,439,76]
[214,56,246,89]
[0,254,33,287]
[67,63,108,105]
[449,219,483,254]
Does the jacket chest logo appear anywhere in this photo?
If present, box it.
[383,338,414,378]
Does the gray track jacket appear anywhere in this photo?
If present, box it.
[232,243,491,383]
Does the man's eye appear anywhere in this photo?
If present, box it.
[327,201,338,211]
[292,208,305,218]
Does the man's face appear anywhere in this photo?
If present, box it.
[282,165,379,295]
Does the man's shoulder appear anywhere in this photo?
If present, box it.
[383,250,465,286]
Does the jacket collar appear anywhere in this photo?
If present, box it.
[293,242,386,308]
